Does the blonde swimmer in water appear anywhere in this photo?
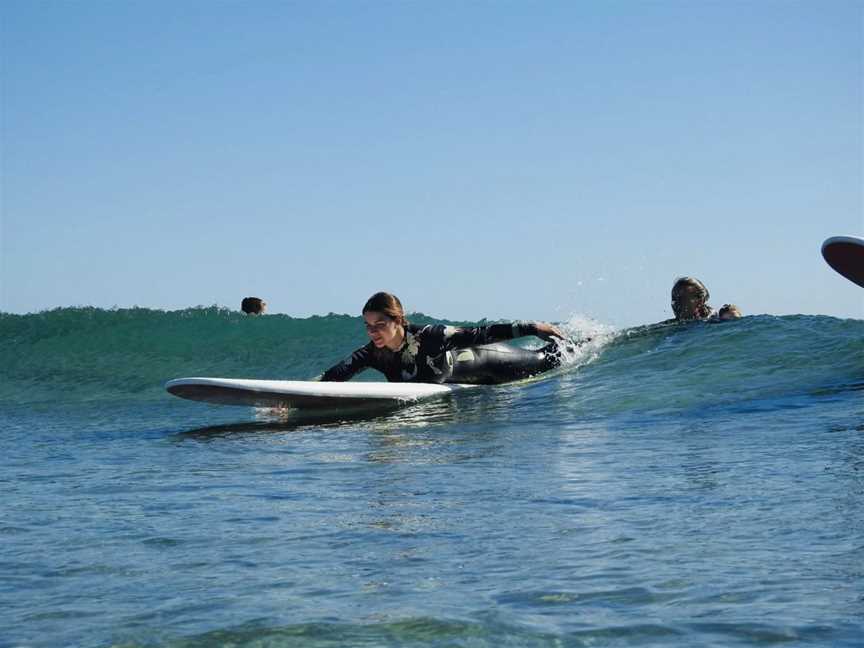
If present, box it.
[670,277,714,321]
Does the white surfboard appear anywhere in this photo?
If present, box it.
[822,235,864,288]
[165,377,472,409]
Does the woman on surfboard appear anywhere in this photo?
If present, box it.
[319,292,570,385]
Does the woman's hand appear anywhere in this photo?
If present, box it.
[534,321,567,341]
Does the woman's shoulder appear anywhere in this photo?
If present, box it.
[407,323,451,344]
[351,340,376,358]
[407,323,441,335]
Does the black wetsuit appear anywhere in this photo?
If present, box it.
[320,322,567,385]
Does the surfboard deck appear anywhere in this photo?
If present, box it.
[165,377,472,409]
[822,235,864,288]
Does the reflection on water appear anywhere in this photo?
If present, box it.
[175,395,465,439]
[175,407,396,439]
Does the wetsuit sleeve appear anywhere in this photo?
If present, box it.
[319,344,373,382]
[440,321,539,348]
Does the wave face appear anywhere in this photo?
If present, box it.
[0,307,367,404]
[1,307,862,410]
[558,313,864,419]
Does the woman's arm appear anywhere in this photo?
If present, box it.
[440,321,567,348]
[319,344,372,382]
[532,322,567,340]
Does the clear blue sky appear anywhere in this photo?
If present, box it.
[2,1,862,326]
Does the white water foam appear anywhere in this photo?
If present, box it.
[558,312,618,368]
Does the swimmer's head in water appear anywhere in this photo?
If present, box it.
[671,277,711,321]
[362,292,408,349]
[241,297,267,315]
[718,304,742,320]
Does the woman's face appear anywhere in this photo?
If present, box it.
[677,287,707,320]
[364,310,402,349]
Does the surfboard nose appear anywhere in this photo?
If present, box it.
[822,236,864,288]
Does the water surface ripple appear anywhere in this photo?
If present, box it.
[1,310,862,646]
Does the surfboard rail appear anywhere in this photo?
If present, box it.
[165,377,471,409]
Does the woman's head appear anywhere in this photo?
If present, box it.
[241,297,267,315]
[671,277,711,321]
[362,292,407,349]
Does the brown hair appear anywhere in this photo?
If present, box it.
[671,277,711,320]
[241,297,266,315]
[362,292,408,327]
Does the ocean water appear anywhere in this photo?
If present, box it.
[1,307,862,648]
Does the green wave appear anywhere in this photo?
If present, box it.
[0,307,471,404]
[1,307,861,407]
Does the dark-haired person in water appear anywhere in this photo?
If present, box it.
[241,297,267,315]
[319,292,571,385]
